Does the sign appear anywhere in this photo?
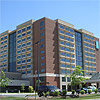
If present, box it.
[95,41,99,49]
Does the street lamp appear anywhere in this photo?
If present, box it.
[35,41,40,90]
[35,70,37,100]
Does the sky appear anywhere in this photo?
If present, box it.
[0,0,100,39]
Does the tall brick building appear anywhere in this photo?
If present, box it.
[0,17,100,89]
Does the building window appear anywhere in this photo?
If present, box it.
[17,35,21,38]
[40,21,44,26]
[61,69,65,74]
[22,60,26,63]
[60,46,65,50]
[27,31,31,35]
[40,38,44,42]
[27,59,31,63]
[27,47,31,51]
[27,70,31,74]
[17,40,21,43]
[27,37,31,40]
[60,52,65,56]
[22,55,26,58]
[66,53,70,57]
[17,56,21,59]
[27,26,31,30]
[60,30,64,34]
[40,27,44,30]
[22,33,26,37]
[27,53,31,57]
[70,29,74,33]
[22,71,26,74]
[41,62,45,66]
[60,41,65,45]
[27,42,31,46]
[70,34,73,37]
[66,59,70,63]
[18,30,21,34]
[17,61,21,64]
[22,28,26,32]
[66,65,70,68]
[40,50,44,54]
[66,70,70,74]
[65,27,69,31]
[59,25,64,29]
[71,65,75,68]
[40,32,44,36]
[60,58,65,62]
[22,49,26,53]
[27,65,31,68]
[22,66,26,69]
[67,77,70,82]
[22,38,26,42]
[40,44,44,48]
[40,77,45,82]
[62,77,66,82]
[41,68,45,72]
[22,44,26,47]
[60,64,65,67]
[66,48,70,52]
[41,56,44,60]
[59,35,64,40]
[17,67,21,69]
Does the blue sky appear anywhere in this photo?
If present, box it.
[0,0,100,38]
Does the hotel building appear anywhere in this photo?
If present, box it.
[0,17,99,89]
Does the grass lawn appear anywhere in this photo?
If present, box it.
[0,97,26,100]
[49,94,100,100]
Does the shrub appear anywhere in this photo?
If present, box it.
[28,86,33,93]
[94,89,98,94]
[88,89,92,94]
[53,90,60,96]
[72,90,75,95]
[62,90,67,96]
[80,90,85,94]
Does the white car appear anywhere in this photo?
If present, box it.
[87,86,96,91]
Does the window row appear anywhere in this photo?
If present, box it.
[60,47,74,52]
[17,26,31,34]
[61,69,74,75]
[85,67,96,71]
[84,48,95,53]
[84,53,95,57]
[59,25,74,33]
[17,53,32,59]
[60,52,74,58]
[83,34,94,40]
[0,64,7,67]
[60,58,75,63]
[0,40,7,44]
[85,57,95,62]
[62,77,71,82]
[0,45,7,49]
[59,41,74,47]
[60,64,75,68]
[17,31,31,38]
[59,30,74,37]
[0,54,7,58]
[17,65,32,69]
[17,59,32,64]
[84,43,94,49]
[85,62,95,66]
[0,59,7,63]
[21,70,31,74]
[0,50,7,54]
[17,47,31,54]
[0,36,7,41]
[84,39,94,44]
[17,42,32,48]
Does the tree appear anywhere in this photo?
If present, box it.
[0,70,10,92]
[21,83,25,92]
[28,86,33,93]
[65,65,86,90]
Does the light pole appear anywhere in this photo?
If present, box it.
[35,41,40,90]
[35,70,37,100]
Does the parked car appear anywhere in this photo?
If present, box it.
[98,88,100,93]
[76,87,88,94]
[38,85,62,97]
[87,86,96,91]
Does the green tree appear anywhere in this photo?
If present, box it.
[0,70,10,92]
[28,86,33,93]
[65,65,86,90]
[21,83,25,92]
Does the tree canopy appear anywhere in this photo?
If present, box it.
[0,70,9,87]
[65,65,86,88]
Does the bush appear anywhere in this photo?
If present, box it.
[28,86,33,93]
[53,90,60,96]
[94,89,98,94]
[80,90,85,94]
[88,89,92,94]
[72,90,75,95]
[62,90,67,96]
